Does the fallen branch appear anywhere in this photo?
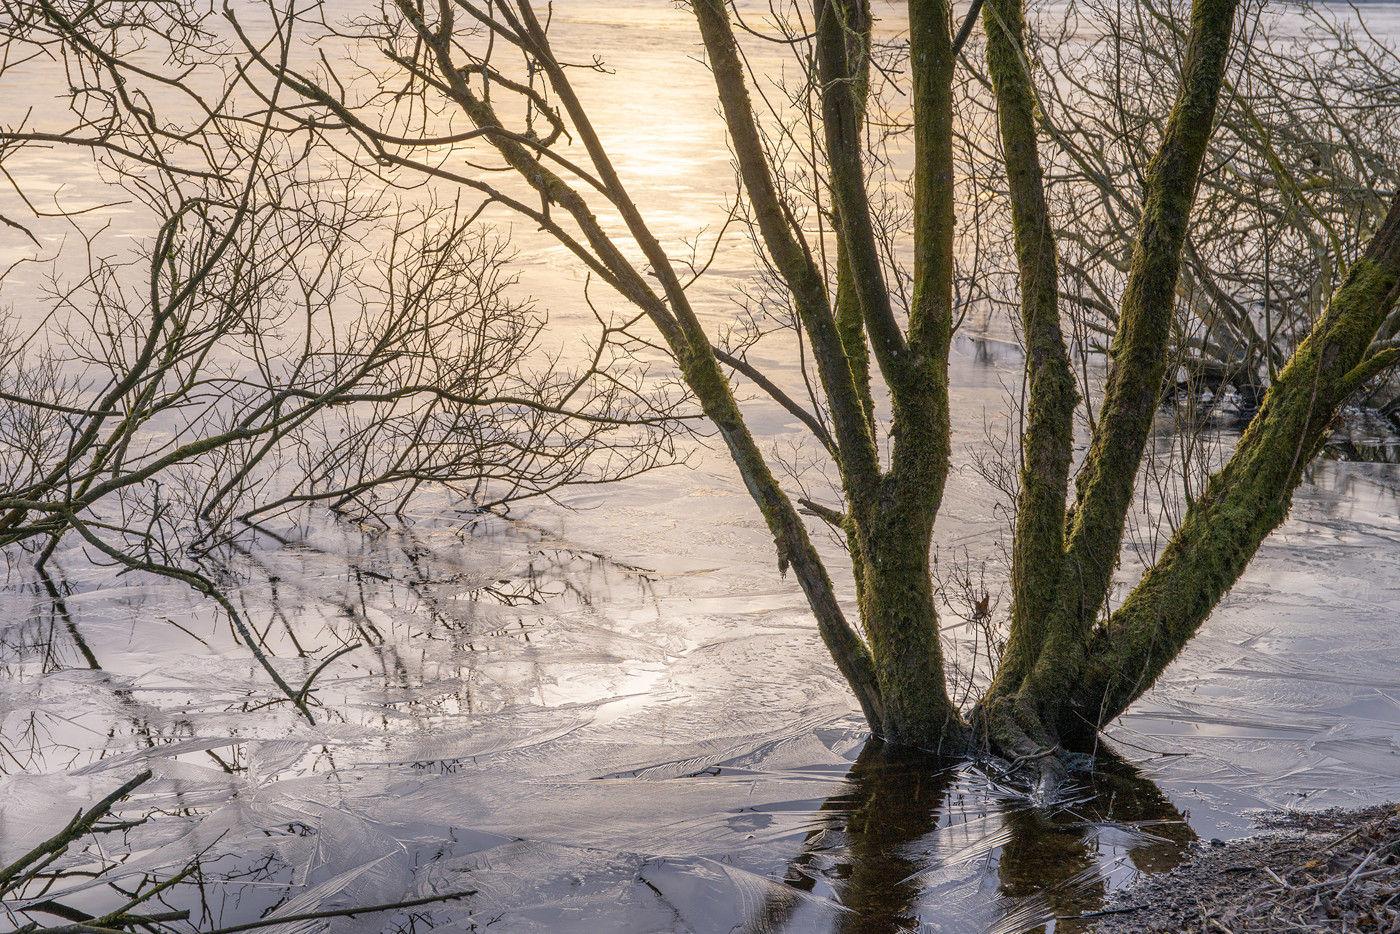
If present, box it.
[197,889,480,934]
[0,771,152,895]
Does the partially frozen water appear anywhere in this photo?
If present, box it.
[5,342,1400,933]
[5,0,1400,931]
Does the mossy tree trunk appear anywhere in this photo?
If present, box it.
[972,0,1400,756]
[974,0,1247,753]
[695,0,965,747]
[1064,206,1400,736]
[974,0,1079,756]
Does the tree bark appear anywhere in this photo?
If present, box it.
[1061,193,1400,739]
[1060,0,1242,638]
[978,0,1242,755]
[977,0,1077,699]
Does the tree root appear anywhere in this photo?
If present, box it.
[971,698,1073,805]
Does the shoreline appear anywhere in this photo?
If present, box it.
[1088,803,1400,933]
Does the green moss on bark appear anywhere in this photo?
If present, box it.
[858,514,965,750]
[979,0,1078,697]
[1065,250,1400,735]
[1060,0,1241,649]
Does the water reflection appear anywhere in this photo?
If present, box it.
[800,745,955,933]
[995,752,1195,933]
[5,470,1400,933]
[1322,439,1400,464]
[1,728,1194,934]
[4,541,1197,934]
[746,743,1192,934]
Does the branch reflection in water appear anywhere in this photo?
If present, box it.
[747,744,1193,934]
[4,528,1196,934]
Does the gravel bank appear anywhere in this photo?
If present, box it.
[1089,804,1400,934]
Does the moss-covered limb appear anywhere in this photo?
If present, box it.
[693,0,883,515]
[816,0,907,380]
[820,0,959,591]
[858,513,966,750]
[835,0,875,119]
[801,0,966,749]
[908,0,957,354]
[817,0,879,432]
[1060,196,1400,735]
[430,2,887,729]
[839,439,962,747]
[845,514,870,613]
[1061,0,1240,636]
[829,0,876,434]
[854,0,961,537]
[875,0,958,523]
[979,0,1077,688]
[905,0,958,370]
[678,345,885,728]
[835,237,877,430]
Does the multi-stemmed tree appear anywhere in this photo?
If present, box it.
[205,0,1400,776]
[12,0,1400,775]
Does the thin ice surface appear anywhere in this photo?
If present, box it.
[6,375,1400,932]
[4,2,1400,931]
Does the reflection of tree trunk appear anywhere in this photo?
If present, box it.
[756,742,1195,934]
[998,805,1101,922]
[1091,752,1197,875]
[834,744,958,934]
[996,749,1197,933]
[749,742,956,934]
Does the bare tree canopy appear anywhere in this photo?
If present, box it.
[0,0,685,719]
[3,0,1399,790]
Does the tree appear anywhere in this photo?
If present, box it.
[227,0,1400,764]
[14,0,1400,779]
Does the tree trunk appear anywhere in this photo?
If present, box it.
[1062,195,1400,738]
[977,0,1244,756]
[859,517,963,748]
